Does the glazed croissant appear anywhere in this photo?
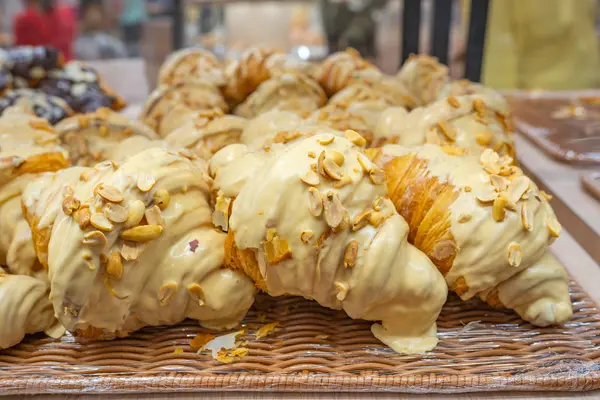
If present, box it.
[212,133,448,354]
[22,148,256,338]
[56,107,159,166]
[368,144,572,326]
[158,47,226,87]
[0,270,64,349]
[374,93,515,156]
[0,109,69,277]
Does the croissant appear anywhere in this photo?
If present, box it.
[22,148,256,338]
[0,110,69,277]
[0,270,64,349]
[212,133,448,354]
[141,82,228,136]
[368,144,572,326]
[374,93,515,157]
[165,108,248,159]
[396,54,449,107]
[234,72,326,119]
[158,48,226,87]
[240,110,304,148]
[316,48,377,96]
[56,108,159,166]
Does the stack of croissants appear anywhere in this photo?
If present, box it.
[0,47,572,355]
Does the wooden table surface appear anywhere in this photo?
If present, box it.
[9,118,600,400]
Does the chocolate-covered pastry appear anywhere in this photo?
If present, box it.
[5,46,64,87]
[38,61,126,113]
[0,89,73,124]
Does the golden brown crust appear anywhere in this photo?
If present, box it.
[224,229,267,291]
[316,48,377,97]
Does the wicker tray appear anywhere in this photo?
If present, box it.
[582,172,600,201]
[1,278,599,395]
[508,94,600,165]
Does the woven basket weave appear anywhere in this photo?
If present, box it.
[1,279,599,395]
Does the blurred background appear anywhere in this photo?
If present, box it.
[2,0,599,92]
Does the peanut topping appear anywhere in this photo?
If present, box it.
[464,186,472,192]
[473,98,486,117]
[137,174,156,192]
[120,242,141,261]
[447,96,460,108]
[153,189,171,210]
[104,203,128,223]
[437,120,456,141]
[90,213,114,232]
[541,190,553,201]
[120,225,164,242]
[82,230,107,247]
[458,213,472,223]
[187,283,205,306]
[335,281,348,301]
[344,240,358,268]
[490,175,509,192]
[317,151,326,175]
[344,129,367,147]
[476,187,497,203]
[368,211,385,227]
[520,203,533,231]
[62,196,81,216]
[99,125,109,137]
[547,217,562,238]
[492,196,507,222]
[106,252,124,279]
[317,135,335,145]
[333,175,353,188]
[307,151,316,158]
[74,208,91,229]
[322,157,343,180]
[323,191,345,229]
[372,196,384,211]
[300,230,313,244]
[507,242,522,268]
[506,176,530,203]
[329,151,345,166]
[97,185,124,203]
[369,168,385,185]
[145,205,165,227]
[476,131,493,146]
[301,169,320,186]
[307,187,323,217]
[125,200,145,228]
[158,282,178,306]
[352,210,372,231]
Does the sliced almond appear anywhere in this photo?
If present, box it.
[506,176,530,203]
[153,189,171,210]
[492,196,507,222]
[507,242,522,267]
[520,203,533,231]
[476,187,498,203]
[335,281,348,301]
[90,213,114,232]
[344,240,358,268]
[62,196,81,216]
[97,185,124,203]
[104,203,128,223]
[82,230,107,247]
[125,200,146,228]
[300,230,313,244]
[437,120,456,141]
[106,252,124,279]
[120,225,164,242]
[307,187,323,217]
[322,157,343,180]
[317,135,334,145]
[547,217,562,238]
[73,208,91,229]
[369,168,385,185]
[352,210,372,231]
[145,205,165,227]
[187,283,205,306]
[490,174,509,192]
[158,282,178,306]
[323,191,345,229]
[137,174,156,192]
[344,130,366,147]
